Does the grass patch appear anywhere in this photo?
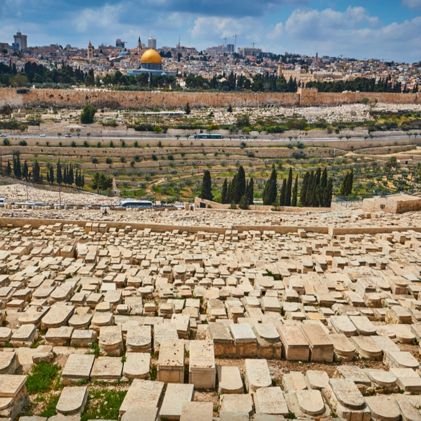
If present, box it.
[81,388,127,421]
[39,394,59,418]
[26,362,60,394]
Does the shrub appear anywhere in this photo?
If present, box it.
[80,103,96,124]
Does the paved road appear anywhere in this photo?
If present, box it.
[2,132,417,144]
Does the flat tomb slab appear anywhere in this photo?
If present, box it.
[244,358,272,392]
[62,354,95,382]
[159,383,194,420]
[253,387,289,415]
[120,379,165,416]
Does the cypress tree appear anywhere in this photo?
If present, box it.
[221,179,228,204]
[280,179,287,206]
[227,180,233,204]
[233,166,246,204]
[49,164,54,184]
[200,170,213,200]
[300,171,309,206]
[326,178,333,207]
[263,166,277,205]
[22,161,29,181]
[32,161,41,183]
[246,178,254,205]
[13,152,21,179]
[292,175,298,207]
[285,168,293,206]
[56,161,63,185]
[69,164,74,185]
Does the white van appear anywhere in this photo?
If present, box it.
[0,198,6,207]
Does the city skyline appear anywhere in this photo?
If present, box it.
[1,0,420,62]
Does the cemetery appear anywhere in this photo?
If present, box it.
[0,202,420,420]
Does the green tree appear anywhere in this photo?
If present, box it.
[340,169,354,196]
[239,194,249,210]
[263,166,277,205]
[279,179,287,206]
[233,166,246,204]
[200,170,213,200]
[80,103,97,124]
[31,161,41,184]
[292,175,298,207]
[22,160,29,181]
[56,161,63,185]
[185,102,191,115]
[12,151,21,179]
[246,178,254,205]
[285,168,293,206]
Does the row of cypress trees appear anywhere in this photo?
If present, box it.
[220,166,254,208]
[46,161,85,188]
[2,151,42,183]
[2,152,85,188]
[201,165,336,208]
[300,168,333,207]
[200,167,254,208]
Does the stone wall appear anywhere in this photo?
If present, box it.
[0,88,418,110]
[0,216,419,235]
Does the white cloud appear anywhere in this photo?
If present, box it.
[269,7,421,61]
[402,0,421,8]
[191,16,258,44]
[74,4,125,33]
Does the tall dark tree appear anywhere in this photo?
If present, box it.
[285,168,293,206]
[246,178,254,205]
[340,169,354,196]
[12,152,21,179]
[326,178,333,207]
[280,179,287,206]
[200,170,213,200]
[22,160,29,181]
[292,175,298,207]
[300,171,309,206]
[233,166,246,204]
[221,178,228,204]
[47,163,54,185]
[56,161,63,185]
[32,161,41,183]
[263,166,277,205]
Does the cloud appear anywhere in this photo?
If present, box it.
[402,0,421,8]
[151,0,308,17]
[269,7,421,61]
[191,16,257,42]
[74,4,125,33]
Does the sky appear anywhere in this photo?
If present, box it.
[1,0,420,62]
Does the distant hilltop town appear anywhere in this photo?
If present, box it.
[0,32,419,92]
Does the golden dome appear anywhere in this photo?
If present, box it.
[140,49,162,65]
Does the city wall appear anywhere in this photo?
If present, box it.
[0,88,418,109]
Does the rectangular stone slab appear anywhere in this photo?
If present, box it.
[253,387,289,415]
[278,325,310,361]
[120,379,165,416]
[62,354,95,381]
[300,323,333,362]
[159,383,194,419]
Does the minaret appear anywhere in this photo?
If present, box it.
[137,36,142,52]
[87,41,94,62]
